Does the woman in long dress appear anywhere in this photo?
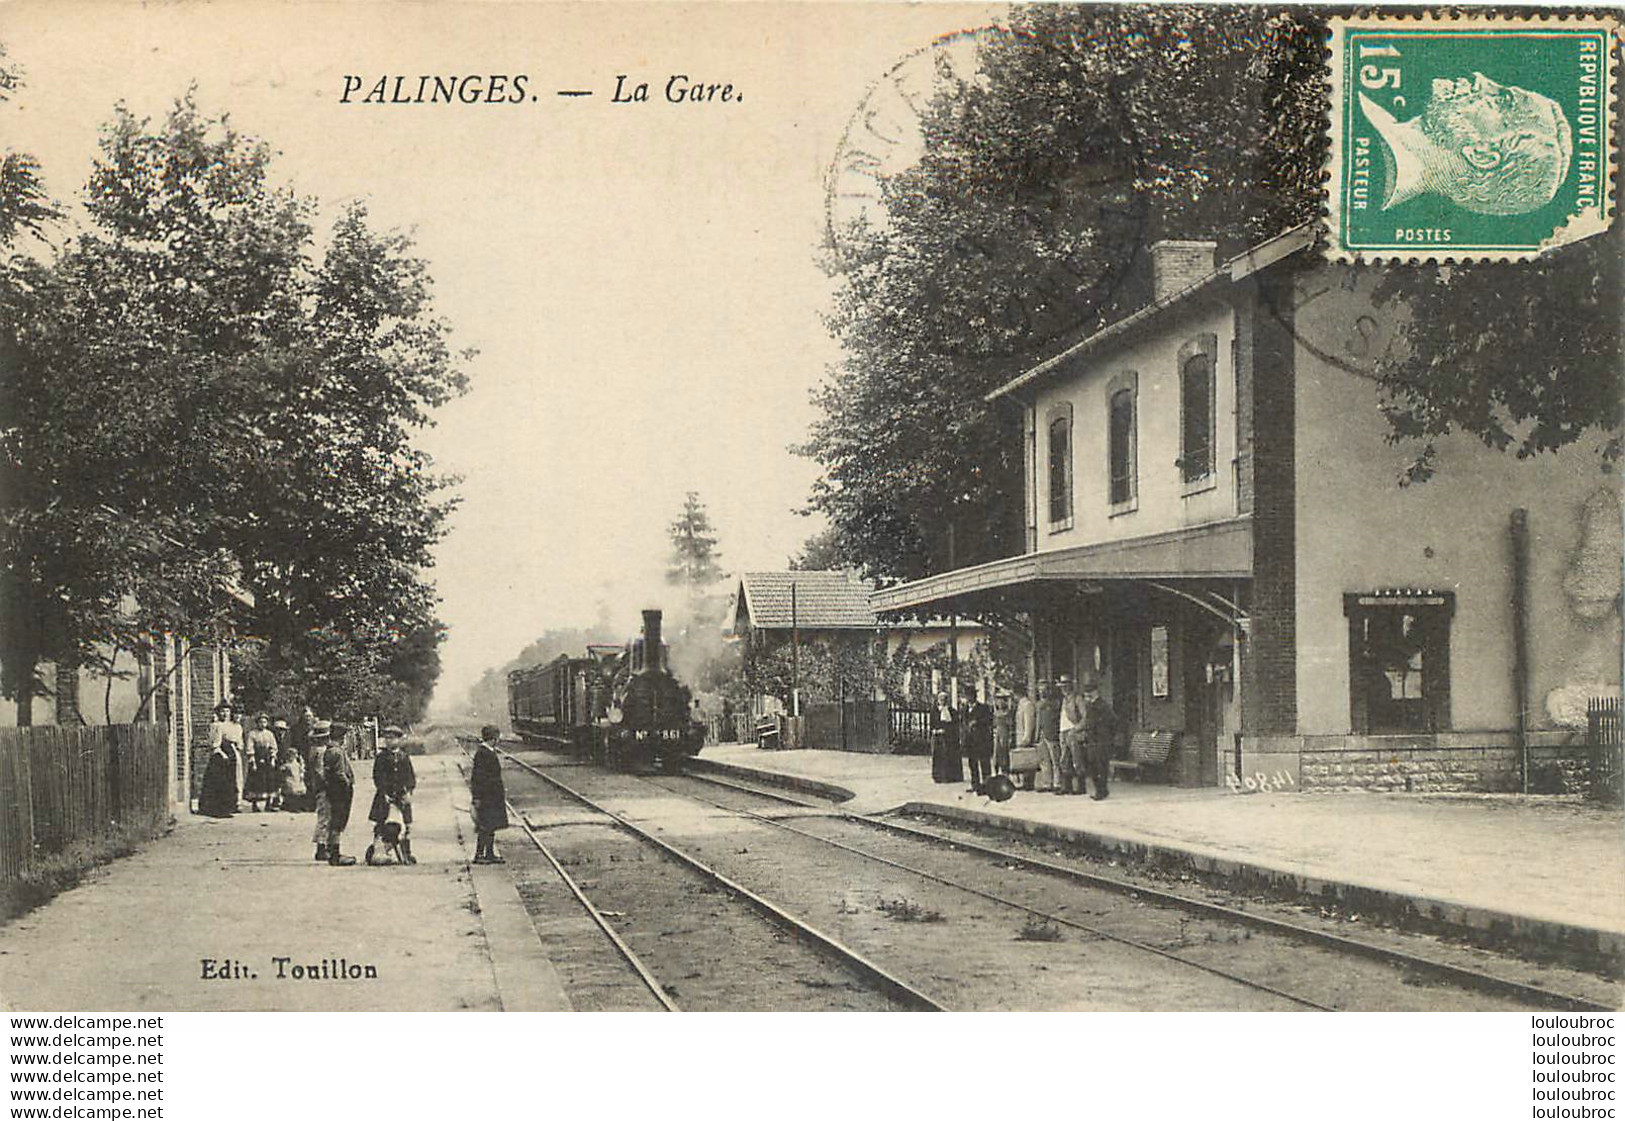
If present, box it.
[245,715,279,811]
[198,741,237,817]
[930,693,962,784]
[209,702,246,811]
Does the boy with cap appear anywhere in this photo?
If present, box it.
[368,730,417,865]
[470,724,509,863]
[322,722,358,866]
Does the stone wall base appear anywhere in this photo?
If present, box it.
[1241,730,1591,793]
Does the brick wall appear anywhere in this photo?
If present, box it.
[1149,240,1217,303]
[1295,731,1589,792]
[53,663,80,726]
[1241,269,1297,734]
[188,646,218,732]
[1301,744,1520,792]
[1233,298,1255,516]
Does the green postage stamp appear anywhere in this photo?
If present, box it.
[1327,13,1619,259]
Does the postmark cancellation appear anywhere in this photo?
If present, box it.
[1326,12,1619,260]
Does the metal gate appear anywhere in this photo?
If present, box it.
[1587,696,1621,804]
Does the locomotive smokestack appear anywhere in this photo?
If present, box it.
[642,609,663,673]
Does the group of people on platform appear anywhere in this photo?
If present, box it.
[196,701,419,867]
[929,671,1114,801]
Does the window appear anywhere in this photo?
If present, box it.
[1047,404,1073,526]
[1344,592,1454,733]
[1178,334,1217,484]
[1106,373,1137,508]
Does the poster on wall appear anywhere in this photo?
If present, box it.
[1150,625,1170,698]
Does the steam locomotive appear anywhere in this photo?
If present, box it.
[507,609,706,771]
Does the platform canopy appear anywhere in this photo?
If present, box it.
[871,517,1253,620]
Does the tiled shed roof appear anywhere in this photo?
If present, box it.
[734,571,878,630]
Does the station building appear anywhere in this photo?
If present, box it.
[873,226,1621,791]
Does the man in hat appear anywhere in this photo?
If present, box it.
[963,692,994,795]
[1076,670,1116,801]
[308,719,333,860]
[1056,675,1083,794]
[322,722,358,866]
[1034,680,1061,793]
[1013,683,1039,791]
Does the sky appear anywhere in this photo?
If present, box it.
[1,0,1003,711]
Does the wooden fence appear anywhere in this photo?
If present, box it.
[704,714,754,745]
[0,723,171,883]
[804,700,891,752]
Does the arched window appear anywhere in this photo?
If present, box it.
[1106,372,1137,509]
[1046,404,1073,527]
[1178,334,1218,484]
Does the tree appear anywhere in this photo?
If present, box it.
[233,618,446,725]
[0,46,56,247]
[788,526,845,571]
[666,491,724,593]
[807,5,1618,581]
[805,6,1323,582]
[1372,235,1624,482]
[0,93,467,716]
[743,633,878,708]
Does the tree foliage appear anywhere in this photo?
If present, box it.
[807,4,1618,582]
[0,92,467,712]
[0,46,57,246]
[744,633,878,708]
[233,618,446,725]
[788,526,846,571]
[666,491,724,593]
[1372,235,1624,482]
[804,6,1323,581]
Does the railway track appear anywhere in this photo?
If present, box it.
[664,767,1619,1013]
[479,741,1615,1011]
[476,743,944,1010]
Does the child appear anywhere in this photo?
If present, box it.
[278,746,307,812]
[367,731,417,865]
[470,724,509,864]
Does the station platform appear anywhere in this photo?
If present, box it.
[693,743,1625,964]
[0,750,569,1012]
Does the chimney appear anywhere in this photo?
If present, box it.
[642,609,663,673]
[1149,239,1218,304]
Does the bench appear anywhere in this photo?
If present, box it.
[1109,730,1180,782]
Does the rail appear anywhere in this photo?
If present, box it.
[456,738,679,1010]
[674,768,1617,1013]
[495,745,948,1011]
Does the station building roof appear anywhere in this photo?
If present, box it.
[728,571,878,632]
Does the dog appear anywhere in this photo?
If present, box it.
[365,819,407,866]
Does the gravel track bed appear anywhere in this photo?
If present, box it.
[650,773,1584,1011]
[547,768,1293,1010]
[500,755,907,1011]
[885,807,1621,1008]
